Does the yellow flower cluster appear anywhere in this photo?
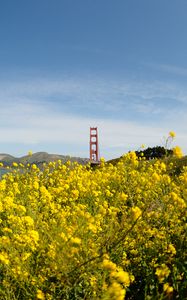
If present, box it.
[172,145,183,158]
[169,131,176,138]
[155,264,170,283]
[102,255,134,299]
[0,151,186,299]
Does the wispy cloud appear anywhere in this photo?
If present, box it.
[0,74,186,158]
[146,62,187,77]
[0,103,174,157]
[1,75,187,111]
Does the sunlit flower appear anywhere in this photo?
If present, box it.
[155,264,170,283]
[36,289,45,300]
[12,162,18,167]
[163,283,174,295]
[173,146,183,158]
[131,206,142,220]
[169,131,176,138]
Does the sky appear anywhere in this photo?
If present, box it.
[0,0,187,159]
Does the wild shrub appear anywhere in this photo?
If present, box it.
[0,151,186,299]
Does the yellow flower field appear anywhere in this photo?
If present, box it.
[0,152,186,299]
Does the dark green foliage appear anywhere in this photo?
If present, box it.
[135,146,173,160]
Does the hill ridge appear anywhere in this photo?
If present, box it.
[0,152,89,166]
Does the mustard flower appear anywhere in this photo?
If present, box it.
[163,283,174,295]
[131,206,142,221]
[36,289,45,300]
[169,131,176,138]
[155,264,170,283]
[172,146,183,158]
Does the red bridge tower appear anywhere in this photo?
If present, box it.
[90,127,99,163]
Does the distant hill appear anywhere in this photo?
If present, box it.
[0,153,16,162]
[0,152,89,167]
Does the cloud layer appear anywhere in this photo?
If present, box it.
[0,74,186,159]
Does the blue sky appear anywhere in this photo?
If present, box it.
[0,0,187,159]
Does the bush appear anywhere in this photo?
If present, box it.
[0,155,186,299]
[135,146,173,160]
